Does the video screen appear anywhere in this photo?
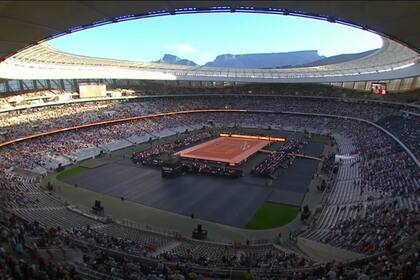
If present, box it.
[371,83,387,95]
[79,83,107,98]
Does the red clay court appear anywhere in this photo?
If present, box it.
[176,137,270,165]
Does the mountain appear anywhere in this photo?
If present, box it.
[154,54,197,66]
[204,51,325,69]
[298,49,379,67]
[153,49,379,69]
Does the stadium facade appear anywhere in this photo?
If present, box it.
[0,1,419,94]
[0,2,419,279]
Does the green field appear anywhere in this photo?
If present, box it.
[311,134,329,143]
[245,202,300,229]
[56,166,88,181]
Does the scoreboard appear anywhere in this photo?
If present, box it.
[78,83,107,98]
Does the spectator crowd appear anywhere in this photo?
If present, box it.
[0,86,418,278]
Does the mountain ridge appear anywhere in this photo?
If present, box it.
[298,49,379,67]
[154,54,198,66]
[204,50,324,68]
[153,49,378,69]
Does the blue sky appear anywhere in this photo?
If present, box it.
[49,13,382,65]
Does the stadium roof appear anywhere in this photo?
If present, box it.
[0,1,419,82]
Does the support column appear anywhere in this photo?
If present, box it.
[409,77,417,91]
[19,80,24,92]
[73,79,78,92]
[5,80,10,93]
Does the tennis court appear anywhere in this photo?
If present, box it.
[176,136,270,165]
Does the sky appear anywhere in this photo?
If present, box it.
[49,13,383,65]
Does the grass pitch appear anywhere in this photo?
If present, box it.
[245,202,299,229]
[56,166,88,181]
[311,133,329,143]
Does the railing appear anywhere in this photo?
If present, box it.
[4,199,418,277]
[0,109,248,148]
[116,218,179,238]
[1,92,419,116]
[68,237,319,277]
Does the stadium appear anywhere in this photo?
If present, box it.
[0,1,419,279]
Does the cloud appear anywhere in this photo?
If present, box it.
[201,53,215,62]
[164,43,196,53]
